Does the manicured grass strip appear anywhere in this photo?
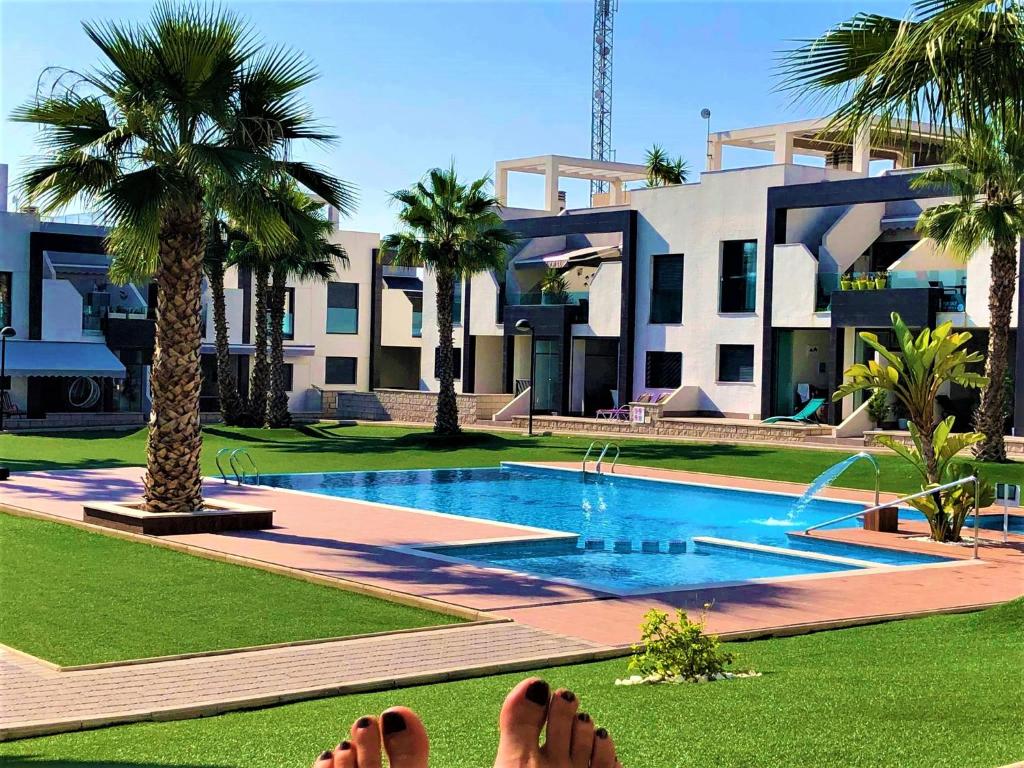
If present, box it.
[0,513,460,666]
[3,601,1021,767]
[2,423,1021,494]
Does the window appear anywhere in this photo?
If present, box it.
[282,363,294,392]
[325,356,357,385]
[649,255,683,324]
[410,294,423,338]
[718,345,754,383]
[0,272,11,328]
[282,288,295,340]
[326,282,358,334]
[452,280,462,326]
[645,351,682,389]
[719,240,757,313]
[434,346,462,380]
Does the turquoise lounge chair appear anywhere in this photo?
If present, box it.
[762,397,825,424]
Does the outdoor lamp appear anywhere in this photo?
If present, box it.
[515,319,536,437]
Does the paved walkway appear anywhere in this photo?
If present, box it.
[1,464,1021,738]
[0,622,605,740]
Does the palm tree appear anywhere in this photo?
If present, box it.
[913,121,1024,461]
[202,203,247,425]
[644,145,689,187]
[778,0,1024,141]
[381,165,517,435]
[13,4,351,513]
[266,198,346,428]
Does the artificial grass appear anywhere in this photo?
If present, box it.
[0,513,460,666]
[2,422,1021,495]
[2,600,1021,767]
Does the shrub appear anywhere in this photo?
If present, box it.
[867,389,890,427]
[629,606,734,681]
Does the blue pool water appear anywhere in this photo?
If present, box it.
[262,465,950,593]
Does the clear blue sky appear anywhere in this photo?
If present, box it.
[1,0,906,234]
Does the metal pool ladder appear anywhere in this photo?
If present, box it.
[582,441,621,474]
[215,447,260,486]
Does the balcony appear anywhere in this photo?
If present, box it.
[819,269,965,327]
[514,291,589,324]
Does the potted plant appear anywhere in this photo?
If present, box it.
[866,388,889,428]
[833,313,995,543]
[127,306,147,320]
[108,305,127,319]
[874,271,888,289]
[840,275,853,290]
[856,274,868,290]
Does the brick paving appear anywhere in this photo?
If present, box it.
[1,464,1021,738]
[0,622,605,740]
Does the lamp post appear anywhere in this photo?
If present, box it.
[515,318,535,437]
[701,108,712,168]
[0,326,15,480]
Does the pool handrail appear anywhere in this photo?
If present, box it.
[582,441,600,472]
[595,443,620,474]
[228,448,260,486]
[214,448,233,484]
[803,474,982,559]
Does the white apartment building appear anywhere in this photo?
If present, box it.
[416,118,1023,437]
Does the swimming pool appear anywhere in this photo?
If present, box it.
[261,464,951,594]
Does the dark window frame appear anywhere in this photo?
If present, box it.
[719,240,757,314]
[0,272,11,328]
[326,281,359,335]
[649,254,684,324]
[325,356,358,385]
[282,287,295,341]
[451,280,463,327]
[645,351,682,389]
[282,362,294,392]
[718,344,755,383]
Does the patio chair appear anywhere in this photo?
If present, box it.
[762,397,825,424]
[1,391,21,418]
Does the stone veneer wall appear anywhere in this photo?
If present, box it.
[866,430,1024,459]
[509,414,830,444]
[328,389,513,425]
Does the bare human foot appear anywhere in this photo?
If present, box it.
[312,677,619,768]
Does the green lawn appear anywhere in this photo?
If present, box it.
[2,422,1021,494]
[3,600,1021,767]
[0,513,459,666]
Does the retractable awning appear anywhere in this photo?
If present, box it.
[2,340,126,378]
[514,246,620,269]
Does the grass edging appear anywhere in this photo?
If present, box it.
[0,504,488,623]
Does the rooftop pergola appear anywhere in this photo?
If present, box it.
[707,117,947,174]
[495,155,648,213]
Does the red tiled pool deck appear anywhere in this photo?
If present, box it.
[1,463,1021,738]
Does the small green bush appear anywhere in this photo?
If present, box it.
[629,606,734,681]
[867,389,890,427]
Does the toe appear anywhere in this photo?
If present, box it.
[496,677,550,763]
[590,727,617,768]
[381,707,429,768]
[542,688,579,759]
[333,741,356,768]
[570,712,595,768]
[313,749,334,768]
[350,715,383,768]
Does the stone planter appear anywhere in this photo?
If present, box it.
[83,498,274,535]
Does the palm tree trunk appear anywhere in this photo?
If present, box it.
[144,199,205,514]
[434,270,460,435]
[207,257,246,425]
[247,264,270,426]
[973,238,1016,462]
[266,268,291,428]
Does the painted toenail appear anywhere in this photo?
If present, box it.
[381,711,407,735]
[596,727,609,739]
[338,740,351,751]
[560,690,576,702]
[525,679,550,706]
[577,712,591,722]
[318,750,333,760]
[356,716,372,729]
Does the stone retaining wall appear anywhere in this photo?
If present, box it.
[866,430,1024,459]
[328,389,513,425]
[510,414,830,444]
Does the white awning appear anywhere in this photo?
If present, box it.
[514,246,620,269]
[3,340,126,378]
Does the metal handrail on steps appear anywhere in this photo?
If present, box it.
[804,475,983,559]
[214,448,233,484]
[582,441,600,472]
[595,443,620,474]
[227,448,260,486]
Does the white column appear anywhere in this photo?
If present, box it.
[706,138,722,171]
[609,180,624,205]
[494,166,509,206]
[773,130,794,165]
[544,156,559,213]
[853,125,871,176]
